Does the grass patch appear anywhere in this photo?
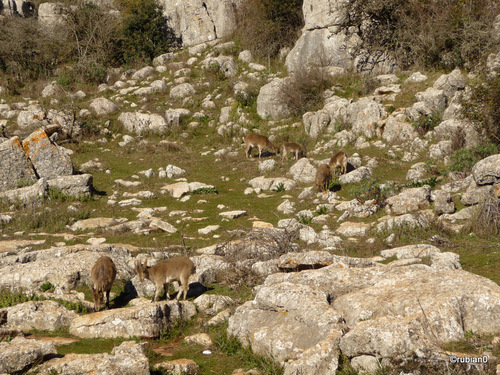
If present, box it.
[56,337,129,355]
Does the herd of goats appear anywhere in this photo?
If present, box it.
[89,132,347,312]
[243,133,348,192]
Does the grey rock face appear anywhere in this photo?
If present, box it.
[22,129,73,179]
[431,190,455,215]
[159,0,239,47]
[339,166,372,184]
[0,136,37,192]
[31,341,150,375]
[0,337,56,374]
[170,83,196,99]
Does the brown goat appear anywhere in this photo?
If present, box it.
[243,133,279,159]
[315,163,331,192]
[91,256,117,312]
[329,151,348,175]
[135,257,196,302]
[281,142,306,161]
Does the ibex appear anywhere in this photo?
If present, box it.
[91,256,117,312]
[315,163,331,192]
[281,142,306,161]
[243,133,279,159]
[329,151,348,175]
[135,257,196,302]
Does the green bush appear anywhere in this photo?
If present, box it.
[412,112,442,137]
[235,0,303,60]
[340,0,500,70]
[119,0,179,64]
[448,143,499,173]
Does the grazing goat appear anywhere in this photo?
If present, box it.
[135,257,196,302]
[91,256,117,312]
[315,163,331,192]
[281,142,306,161]
[329,151,348,175]
[243,133,279,159]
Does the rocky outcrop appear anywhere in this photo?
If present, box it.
[229,260,500,371]
[158,0,239,47]
[0,136,37,192]
[0,244,135,293]
[285,0,396,74]
[256,78,291,120]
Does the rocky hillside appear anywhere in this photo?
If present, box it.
[0,1,500,374]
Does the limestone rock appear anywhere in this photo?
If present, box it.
[0,244,134,293]
[288,158,317,183]
[201,55,238,78]
[159,0,238,47]
[70,299,195,339]
[47,174,93,197]
[228,282,343,364]
[89,97,119,116]
[22,129,73,179]
[170,83,196,99]
[431,190,455,215]
[339,166,372,184]
[0,177,48,205]
[256,78,291,120]
[248,176,297,191]
[118,112,168,134]
[0,337,56,374]
[30,341,149,375]
[0,136,37,192]
[385,186,431,215]
[2,300,78,331]
[472,154,500,186]
[155,358,200,375]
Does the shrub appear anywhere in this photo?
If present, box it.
[412,112,441,137]
[461,76,500,145]
[278,67,334,116]
[118,0,179,64]
[340,0,500,71]
[234,0,303,61]
[0,17,66,82]
[448,143,499,173]
[469,199,500,236]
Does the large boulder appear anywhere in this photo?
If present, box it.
[118,112,168,134]
[22,129,73,179]
[0,136,37,192]
[89,97,119,116]
[2,300,78,331]
[201,55,238,78]
[0,337,56,374]
[69,300,196,339]
[288,158,317,183]
[385,186,431,215]
[472,154,500,186]
[30,341,149,375]
[47,174,93,197]
[256,78,291,120]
